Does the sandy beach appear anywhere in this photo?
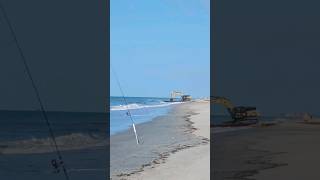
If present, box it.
[110,101,210,180]
[213,119,320,180]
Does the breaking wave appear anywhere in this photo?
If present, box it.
[110,102,184,111]
[0,133,107,154]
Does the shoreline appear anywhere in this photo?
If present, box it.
[110,100,183,135]
[110,101,210,180]
[125,101,210,180]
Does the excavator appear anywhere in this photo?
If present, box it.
[212,96,260,127]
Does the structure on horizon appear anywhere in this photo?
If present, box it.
[181,95,192,101]
[167,91,192,102]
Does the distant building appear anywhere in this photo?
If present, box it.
[181,95,192,101]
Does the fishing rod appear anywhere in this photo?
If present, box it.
[111,64,141,145]
[0,2,70,180]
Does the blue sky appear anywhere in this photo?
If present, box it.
[110,0,210,98]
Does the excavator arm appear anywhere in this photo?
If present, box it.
[212,96,237,120]
[212,96,234,109]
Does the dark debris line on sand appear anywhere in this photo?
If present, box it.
[111,107,209,180]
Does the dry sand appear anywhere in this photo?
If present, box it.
[127,101,210,180]
[213,119,320,180]
[252,121,320,180]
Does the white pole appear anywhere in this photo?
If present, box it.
[132,123,139,145]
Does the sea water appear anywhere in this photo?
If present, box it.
[0,111,107,151]
[0,111,108,179]
[110,96,182,135]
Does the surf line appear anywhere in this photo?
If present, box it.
[111,64,141,145]
[0,2,70,180]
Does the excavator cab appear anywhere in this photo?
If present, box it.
[232,106,259,122]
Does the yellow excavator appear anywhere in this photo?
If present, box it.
[212,96,260,126]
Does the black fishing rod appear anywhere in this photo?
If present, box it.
[0,2,70,180]
[111,64,141,145]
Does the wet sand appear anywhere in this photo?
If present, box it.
[110,101,210,180]
[0,143,108,180]
[213,119,320,180]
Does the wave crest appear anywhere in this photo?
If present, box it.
[110,102,183,111]
[0,133,106,154]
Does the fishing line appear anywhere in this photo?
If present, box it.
[111,64,141,145]
[0,2,70,180]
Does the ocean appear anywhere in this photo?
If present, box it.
[110,96,182,135]
[0,110,108,179]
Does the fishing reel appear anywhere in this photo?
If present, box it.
[137,136,144,145]
[51,159,64,173]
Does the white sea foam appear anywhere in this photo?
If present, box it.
[0,133,106,154]
[110,101,184,111]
